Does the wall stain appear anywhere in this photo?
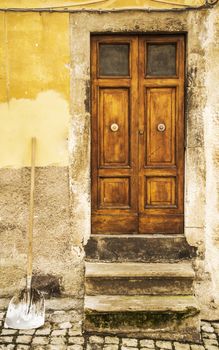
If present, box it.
[32,273,63,297]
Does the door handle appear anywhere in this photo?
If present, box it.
[110,123,119,132]
[157,123,166,132]
[139,130,144,135]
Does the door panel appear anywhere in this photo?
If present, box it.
[99,88,130,167]
[145,176,176,208]
[138,215,183,234]
[91,36,138,234]
[91,34,185,235]
[91,214,138,234]
[145,87,176,166]
[99,177,131,209]
[139,35,184,234]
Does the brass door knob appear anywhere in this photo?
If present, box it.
[157,123,166,132]
[110,123,119,132]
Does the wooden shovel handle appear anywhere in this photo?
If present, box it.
[27,137,36,281]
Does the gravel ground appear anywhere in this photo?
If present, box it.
[0,310,219,350]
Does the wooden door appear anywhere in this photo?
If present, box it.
[91,35,185,234]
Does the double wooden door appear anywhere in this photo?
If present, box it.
[91,35,185,234]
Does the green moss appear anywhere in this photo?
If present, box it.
[86,311,190,329]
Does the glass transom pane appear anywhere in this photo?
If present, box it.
[146,43,176,76]
[99,44,129,76]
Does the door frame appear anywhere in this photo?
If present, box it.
[70,11,206,248]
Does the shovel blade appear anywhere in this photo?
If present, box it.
[5,289,45,329]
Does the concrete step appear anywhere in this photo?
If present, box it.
[84,295,200,342]
[85,262,195,296]
[85,234,197,262]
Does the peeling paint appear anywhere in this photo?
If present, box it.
[0,91,71,167]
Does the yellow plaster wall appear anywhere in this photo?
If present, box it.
[0,12,70,167]
[0,0,205,10]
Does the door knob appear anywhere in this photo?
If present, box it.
[139,130,144,135]
[110,123,119,132]
[157,123,166,132]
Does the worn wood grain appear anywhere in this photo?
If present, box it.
[91,35,185,234]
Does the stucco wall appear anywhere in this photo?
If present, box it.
[0,12,84,308]
[0,12,70,167]
[203,6,219,309]
[0,0,208,10]
[0,5,218,318]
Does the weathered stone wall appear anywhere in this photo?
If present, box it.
[203,4,219,313]
[70,5,219,318]
[0,167,83,300]
[0,4,218,319]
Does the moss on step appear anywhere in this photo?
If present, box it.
[86,311,198,329]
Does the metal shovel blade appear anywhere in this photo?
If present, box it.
[5,288,45,329]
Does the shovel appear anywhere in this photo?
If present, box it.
[5,137,45,329]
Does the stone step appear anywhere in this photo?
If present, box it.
[85,234,197,262]
[85,262,195,295]
[84,295,200,342]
